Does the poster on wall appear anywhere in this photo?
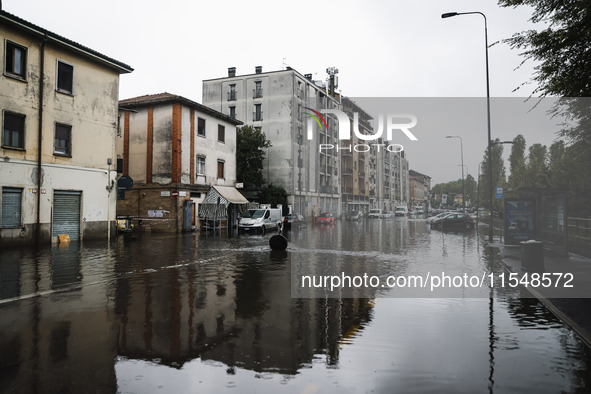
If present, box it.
[504,199,536,245]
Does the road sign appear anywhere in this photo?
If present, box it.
[495,186,504,199]
[171,190,179,198]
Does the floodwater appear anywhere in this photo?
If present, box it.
[1,217,591,393]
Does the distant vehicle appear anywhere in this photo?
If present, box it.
[426,212,452,224]
[239,208,282,234]
[416,207,424,215]
[284,214,306,230]
[368,209,382,219]
[381,211,394,219]
[316,212,335,225]
[347,210,360,221]
[395,206,408,217]
[508,222,517,231]
[431,213,474,231]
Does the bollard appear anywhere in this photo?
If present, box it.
[269,234,288,251]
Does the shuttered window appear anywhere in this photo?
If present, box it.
[2,187,22,228]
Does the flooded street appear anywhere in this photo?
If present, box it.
[1,218,591,393]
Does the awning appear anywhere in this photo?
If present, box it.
[213,186,249,204]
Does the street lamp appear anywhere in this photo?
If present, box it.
[446,136,465,212]
[442,10,493,242]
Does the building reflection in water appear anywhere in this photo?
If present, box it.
[115,247,374,375]
[0,243,118,393]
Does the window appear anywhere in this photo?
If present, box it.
[229,106,236,119]
[217,160,225,179]
[2,112,25,149]
[254,81,263,98]
[54,123,71,156]
[218,124,225,143]
[5,40,27,79]
[254,104,262,121]
[197,117,205,136]
[2,187,22,228]
[228,84,236,101]
[197,156,205,175]
[57,60,73,94]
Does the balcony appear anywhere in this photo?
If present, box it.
[343,168,353,176]
[319,185,333,194]
[253,88,263,98]
[343,187,353,194]
[253,111,263,121]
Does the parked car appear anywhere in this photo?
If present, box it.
[239,208,282,234]
[381,211,394,219]
[368,209,382,219]
[431,213,474,231]
[284,214,306,230]
[316,212,335,225]
[395,206,408,217]
[426,212,452,224]
[347,210,361,221]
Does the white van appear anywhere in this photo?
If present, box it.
[395,206,408,217]
[368,209,382,219]
[239,208,282,234]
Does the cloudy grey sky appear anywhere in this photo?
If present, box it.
[5,0,559,185]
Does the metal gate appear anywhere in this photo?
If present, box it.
[53,191,81,241]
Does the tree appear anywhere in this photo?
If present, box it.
[498,0,591,97]
[236,125,272,190]
[508,134,527,189]
[479,139,506,211]
[258,184,288,214]
[547,140,568,190]
[524,143,548,188]
[499,0,591,216]
[465,174,478,208]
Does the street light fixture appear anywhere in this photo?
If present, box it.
[442,10,493,242]
[445,136,465,212]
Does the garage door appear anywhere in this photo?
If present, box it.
[53,191,81,241]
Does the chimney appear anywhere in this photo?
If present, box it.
[228,67,236,77]
[304,73,313,80]
[255,66,262,74]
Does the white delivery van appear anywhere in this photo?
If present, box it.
[395,206,408,217]
[239,208,282,234]
[368,209,382,219]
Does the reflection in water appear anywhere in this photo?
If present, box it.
[0,221,590,392]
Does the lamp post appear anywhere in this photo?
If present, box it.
[446,136,465,212]
[442,11,493,242]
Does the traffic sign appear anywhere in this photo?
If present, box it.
[495,186,504,199]
[171,190,179,198]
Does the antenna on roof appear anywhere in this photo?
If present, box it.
[282,58,288,70]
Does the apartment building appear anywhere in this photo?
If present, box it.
[409,169,431,209]
[0,10,132,245]
[202,66,341,218]
[116,93,243,232]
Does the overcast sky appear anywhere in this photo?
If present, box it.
[5,0,560,186]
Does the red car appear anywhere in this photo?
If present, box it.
[316,212,335,225]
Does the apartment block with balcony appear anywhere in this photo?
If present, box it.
[0,10,132,245]
[116,93,243,232]
[203,66,342,218]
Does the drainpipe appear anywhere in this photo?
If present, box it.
[36,35,46,246]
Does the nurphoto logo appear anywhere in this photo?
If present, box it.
[303,107,418,153]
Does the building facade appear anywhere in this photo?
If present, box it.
[0,10,132,245]
[202,66,342,218]
[116,93,242,232]
[409,169,431,209]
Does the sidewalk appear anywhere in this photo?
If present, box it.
[495,241,591,348]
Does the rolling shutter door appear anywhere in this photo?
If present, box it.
[2,188,22,228]
[53,191,81,241]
